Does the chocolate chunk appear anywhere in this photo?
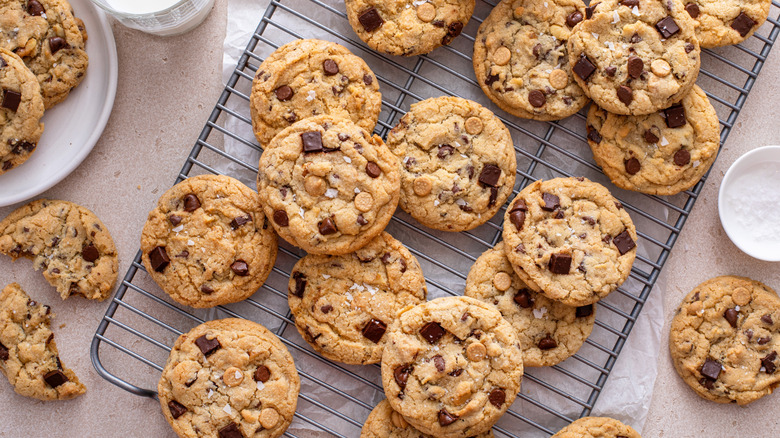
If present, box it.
[655,16,680,38]
[254,365,271,383]
[587,126,603,143]
[394,365,411,390]
[644,129,659,144]
[576,305,594,317]
[218,423,242,438]
[664,104,686,128]
[43,370,68,387]
[168,400,187,419]
[433,355,446,372]
[622,0,639,6]
[292,272,306,298]
[625,157,641,175]
[700,358,721,381]
[361,319,387,343]
[573,55,596,81]
[148,246,170,272]
[542,193,560,211]
[358,7,384,31]
[2,90,21,112]
[49,37,68,54]
[566,11,583,27]
[758,337,771,345]
[420,322,446,344]
[0,342,7,360]
[273,210,289,227]
[318,217,338,235]
[438,409,458,426]
[27,0,45,16]
[514,289,534,308]
[585,3,599,18]
[488,187,499,207]
[511,199,527,213]
[674,149,690,166]
[230,215,251,230]
[168,215,182,226]
[613,229,636,255]
[183,194,201,212]
[510,210,526,231]
[322,59,339,75]
[627,56,644,78]
[762,351,777,374]
[82,243,99,262]
[489,388,506,407]
[605,65,617,76]
[731,12,756,37]
[529,89,546,108]
[363,74,374,85]
[442,21,464,45]
[617,85,633,106]
[478,164,501,187]
[275,85,293,101]
[366,162,382,178]
[538,335,557,350]
[301,131,324,153]
[685,3,700,18]
[231,260,249,276]
[762,314,774,325]
[194,335,221,356]
[548,253,572,274]
[724,308,738,328]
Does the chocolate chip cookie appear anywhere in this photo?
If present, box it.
[567,0,700,115]
[141,175,278,308]
[682,0,771,48]
[0,199,117,300]
[158,318,300,438]
[257,115,400,255]
[586,84,720,195]
[0,0,89,108]
[670,275,780,405]
[465,242,596,367]
[361,399,495,438]
[386,96,516,232]
[381,296,523,438]
[0,283,85,400]
[250,39,382,147]
[0,48,44,175]
[502,177,637,307]
[345,0,475,56]
[551,416,642,437]
[473,0,590,121]
[289,232,427,365]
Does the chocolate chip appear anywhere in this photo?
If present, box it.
[576,305,594,317]
[655,16,680,38]
[148,246,170,272]
[361,319,387,343]
[2,90,21,112]
[566,11,583,27]
[700,358,721,381]
[183,194,201,212]
[168,400,187,419]
[443,22,464,45]
[301,131,324,153]
[622,0,639,6]
[542,193,560,211]
[200,284,213,294]
[318,217,338,235]
[363,74,374,85]
[366,162,381,178]
[436,145,454,159]
[625,157,641,175]
[529,90,546,108]
[762,351,777,374]
[449,368,463,377]
[218,423,242,438]
[438,409,458,426]
[617,85,633,106]
[254,365,271,382]
[758,337,771,345]
[231,260,249,276]
[627,56,644,78]
[478,164,501,187]
[685,3,699,18]
[685,43,695,53]
[49,37,68,54]
[746,329,754,340]
[511,199,527,213]
[510,210,526,231]
[664,104,686,128]
[514,289,534,308]
[228,215,250,230]
[538,335,558,350]
[322,59,339,76]
[321,305,333,314]
[168,215,182,226]
[27,0,45,16]
[292,272,306,298]
[548,253,572,274]
[674,149,690,166]
[613,229,636,255]
[43,370,68,387]
[433,355,446,372]
[82,243,99,262]
[275,85,293,101]
[0,341,7,361]
[488,187,499,207]
[489,388,506,408]
[573,55,596,81]
[420,322,446,344]
[723,308,738,328]
[394,365,411,390]
[358,7,384,31]
[432,20,445,27]
[587,126,602,143]
[357,214,368,226]
[273,210,289,227]
[585,3,599,18]
[731,12,756,37]
[762,314,774,325]
[644,129,659,144]
[194,335,221,356]
[605,66,617,77]
[583,216,596,226]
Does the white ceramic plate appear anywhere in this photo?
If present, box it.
[0,0,118,207]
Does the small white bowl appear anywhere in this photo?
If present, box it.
[718,145,780,262]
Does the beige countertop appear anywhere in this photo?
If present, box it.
[1,0,779,436]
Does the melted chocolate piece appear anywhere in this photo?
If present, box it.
[627,56,644,78]
[478,164,501,187]
[322,59,339,75]
[617,85,633,106]
[724,308,738,328]
[318,217,338,235]
[82,243,99,262]
[438,409,458,426]
[542,193,560,211]
[27,0,45,16]
[183,194,201,212]
[762,351,777,374]
[566,11,583,27]
[49,37,68,54]
[394,365,411,390]
[231,260,249,276]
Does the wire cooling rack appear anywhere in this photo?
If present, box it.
[92,0,780,436]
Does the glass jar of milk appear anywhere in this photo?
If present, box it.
[90,0,215,36]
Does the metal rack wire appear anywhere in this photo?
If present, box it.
[91,0,780,436]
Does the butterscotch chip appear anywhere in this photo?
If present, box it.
[222,367,244,387]
[465,116,484,135]
[732,287,752,306]
[466,342,487,361]
[413,176,433,196]
[304,175,327,196]
[416,2,436,22]
[549,69,569,90]
[492,272,512,291]
[354,191,374,212]
[651,59,671,77]
[260,408,280,429]
[492,46,511,66]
